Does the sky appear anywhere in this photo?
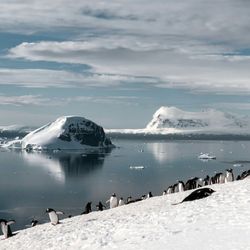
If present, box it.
[1,0,250,128]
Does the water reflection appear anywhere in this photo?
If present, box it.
[23,151,65,184]
[22,148,112,183]
[146,142,182,163]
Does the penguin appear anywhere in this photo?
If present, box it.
[162,190,167,195]
[213,173,224,184]
[241,170,250,179]
[225,169,234,183]
[126,196,132,204]
[118,197,125,206]
[96,202,106,211]
[185,177,198,190]
[173,183,179,193]
[141,195,146,200]
[236,174,241,181]
[31,219,38,227]
[0,219,15,239]
[106,193,118,209]
[196,178,204,188]
[81,202,92,215]
[45,208,64,225]
[166,185,174,194]
[173,188,215,205]
[203,175,210,186]
[178,181,185,192]
[147,192,153,198]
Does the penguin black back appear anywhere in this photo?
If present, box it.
[81,202,92,214]
[31,219,38,227]
[96,201,105,211]
[173,188,215,205]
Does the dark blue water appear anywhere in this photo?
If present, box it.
[0,139,250,231]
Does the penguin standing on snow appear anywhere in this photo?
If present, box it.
[0,219,15,239]
[178,181,185,192]
[81,202,92,214]
[118,197,125,206]
[203,175,210,186]
[45,208,64,225]
[96,202,106,211]
[31,219,38,227]
[147,192,153,198]
[213,172,225,184]
[106,193,118,209]
[225,169,234,183]
[166,185,174,194]
[126,196,132,203]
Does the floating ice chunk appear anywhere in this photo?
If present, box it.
[198,153,216,160]
[129,165,145,170]
[233,163,244,168]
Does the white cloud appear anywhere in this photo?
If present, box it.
[0,94,141,107]
[71,95,140,106]
[0,68,155,88]
[0,95,51,106]
[1,0,250,46]
[0,95,62,106]
[7,40,250,95]
[2,1,250,95]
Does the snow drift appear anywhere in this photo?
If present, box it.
[4,116,113,150]
[1,179,250,250]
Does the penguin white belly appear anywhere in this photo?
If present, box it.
[110,197,118,208]
[178,183,184,192]
[49,212,59,225]
[118,200,125,206]
[167,188,172,194]
[225,173,233,182]
[219,174,225,184]
[1,224,8,238]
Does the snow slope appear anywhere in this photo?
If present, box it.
[3,116,113,150]
[1,179,250,250]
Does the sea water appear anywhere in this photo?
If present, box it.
[0,139,249,231]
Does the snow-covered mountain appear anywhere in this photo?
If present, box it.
[146,106,248,131]
[4,116,113,150]
[0,125,32,140]
[106,106,250,138]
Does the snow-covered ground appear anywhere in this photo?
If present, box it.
[1,179,250,250]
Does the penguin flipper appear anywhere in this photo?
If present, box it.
[7,220,15,225]
[56,211,64,215]
[171,202,182,206]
